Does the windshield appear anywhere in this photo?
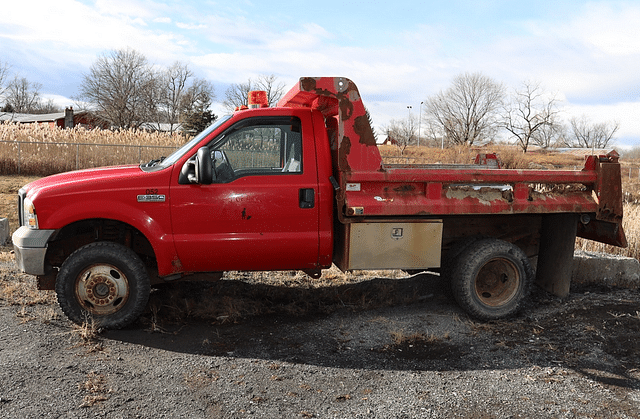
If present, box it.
[144,115,232,169]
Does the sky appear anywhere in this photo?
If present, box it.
[1,0,640,149]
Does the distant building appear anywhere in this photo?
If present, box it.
[0,108,110,129]
[381,136,398,146]
[139,122,184,133]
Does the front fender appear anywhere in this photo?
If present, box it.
[42,198,179,276]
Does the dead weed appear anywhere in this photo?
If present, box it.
[78,371,110,407]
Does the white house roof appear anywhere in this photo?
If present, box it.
[0,112,66,123]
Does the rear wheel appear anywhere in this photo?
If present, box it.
[55,242,150,329]
[450,238,532,321]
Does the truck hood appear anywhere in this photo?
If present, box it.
[23,165,143,199]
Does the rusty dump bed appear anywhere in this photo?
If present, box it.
[278,77,626,248]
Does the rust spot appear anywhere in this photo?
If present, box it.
[393,184,416,195]
[300,77,317,92]
[338,136,352,174]
[338,94,354,121]
[502,190,514,202]
[171,257,183,271]
[241,208,252,220]
[326,117,339,151]
[354,114,377,146]
[300,77,333,97]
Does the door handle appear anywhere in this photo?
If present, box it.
[299,188,315,209]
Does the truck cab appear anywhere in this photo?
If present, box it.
[165,108,334,275]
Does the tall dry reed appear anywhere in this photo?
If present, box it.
[0,122,187,176]
[576,203,640,260]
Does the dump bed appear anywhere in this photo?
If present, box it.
[278,77,626,248]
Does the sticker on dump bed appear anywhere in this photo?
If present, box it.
[346,183,361,191]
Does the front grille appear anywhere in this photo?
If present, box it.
[17,188,25,227]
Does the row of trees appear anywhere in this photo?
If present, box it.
[1,53,620,149]
[384,73,620,153]
[77,49,216,133]
[2,49,285,133]
[78,49,285,132]
[0,61,60,114]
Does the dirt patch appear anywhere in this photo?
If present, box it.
[0,175,38,230]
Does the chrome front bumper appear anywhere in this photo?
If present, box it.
[12,226,56,276]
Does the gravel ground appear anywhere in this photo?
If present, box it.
[1,261,640,418]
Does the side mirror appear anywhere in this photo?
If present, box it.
[195,147,213,184]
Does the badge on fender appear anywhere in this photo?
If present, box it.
[137,194,165,202]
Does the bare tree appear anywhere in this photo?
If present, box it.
[254,74,285,106]
[79,48,158,129]
[532,119,568,149]
[0,61,10,107]
[34,98,61,114]
[568,116,619,149]
[223,80,251,111]
[179,78,215,115]
[425,72,504,146]
[422,119,446,148]
[5,76,43,113]
[382,114,418,155]
[223,74,285,111]
[156,62,193,133]
[502,81,559,152]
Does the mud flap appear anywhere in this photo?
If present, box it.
[536,214,578,297]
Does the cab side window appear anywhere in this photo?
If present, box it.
[211,117,302,182]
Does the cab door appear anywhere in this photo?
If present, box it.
[169,113,320,272]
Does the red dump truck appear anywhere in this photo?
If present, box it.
[12,77,626,329]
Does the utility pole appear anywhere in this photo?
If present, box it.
[407,106,412,145]
[418,101,423,147]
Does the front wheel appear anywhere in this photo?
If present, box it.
[450,238,533,321]
[55,242,150,329]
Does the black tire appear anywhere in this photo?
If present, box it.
[55,242,150,329]
[441,236,482,282]
[450,238,532,321]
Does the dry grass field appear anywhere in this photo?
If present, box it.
[0,122,184,176]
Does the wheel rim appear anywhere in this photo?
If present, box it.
[75,264,130,316]
[474,257,520,307]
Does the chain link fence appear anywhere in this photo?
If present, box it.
[0,140,179,176]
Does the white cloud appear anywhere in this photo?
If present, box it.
[176,22,207,30]
[41,93,75,110]
[94,0,163,20]
[479,2,640,103]
[0,0,188,69]
[570,2,640,56]
[563,101,640,146]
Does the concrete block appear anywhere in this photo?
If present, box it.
[0,218,9,245]
[572,250,640,289]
